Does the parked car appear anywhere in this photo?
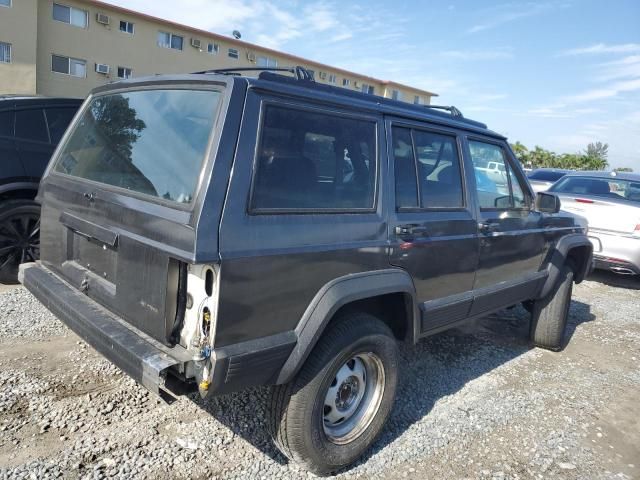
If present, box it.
[549,171,640,275]
[0,95,82,283]
[527,168,571,193]
[19,69,593,475]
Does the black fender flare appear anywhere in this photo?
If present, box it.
[0,181,40,196]
[539,233,593,299]
[275,268,417,384]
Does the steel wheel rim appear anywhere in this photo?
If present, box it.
[0,212,40,275]
[322,352,385,445]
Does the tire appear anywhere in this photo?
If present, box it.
[269,312,399,475]
[0,199,41,284]
[529,263,574,351]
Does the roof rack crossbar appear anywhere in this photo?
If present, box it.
[192,66,315,81]
[423,104,464,118]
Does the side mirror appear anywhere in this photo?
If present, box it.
[536,192,560,213]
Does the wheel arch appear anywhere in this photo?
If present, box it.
[539,233,593,299]
[0,182,40,202]
[275,269,417,384]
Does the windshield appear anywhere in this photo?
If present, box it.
[54,88,220,204]
[550,176,640,203]
[527,170,567,182]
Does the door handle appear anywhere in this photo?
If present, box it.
[395,224,429,237]
[478,221,499,234]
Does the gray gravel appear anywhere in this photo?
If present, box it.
[0,271,638,479]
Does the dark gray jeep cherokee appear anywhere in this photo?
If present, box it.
[20,68,593,475]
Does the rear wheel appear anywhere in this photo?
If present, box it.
[529,263,574,351]
[0,200,41,284]
[269,312,398,475]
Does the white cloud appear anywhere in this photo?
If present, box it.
[562,78,640,103]
[466,2,566,34]
[559,43,640,56]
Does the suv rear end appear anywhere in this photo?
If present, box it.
[21,76,239,399]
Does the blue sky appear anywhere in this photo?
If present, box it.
[108,0,640,170]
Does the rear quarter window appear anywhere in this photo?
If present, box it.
[53,89,221,204]
[250,104,377,212]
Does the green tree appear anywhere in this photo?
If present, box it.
[583,141,609,170]
[90,94,146,160]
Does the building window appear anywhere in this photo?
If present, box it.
[53,3,88,28]
[228,48,239,59]
[117,66,132,79]
[328,74,337,84]
[362,84,375,95]
[257,56,277,68]
[51,54,86,77]
[414,95,420,105]
[119,20,134,34]
[207,43,219,54]
[0,0,11,7]
[0,42,11,63]
[157,31,183,50]
[391,89,401,101]
[342,78,351,87]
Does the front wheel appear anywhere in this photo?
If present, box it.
[530,263,574,351]
[269,312,399,475]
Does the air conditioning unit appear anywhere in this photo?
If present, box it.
[95,63,110,75]
[96,13,110,25]
[247,52,256,63]
[191,38,201,49]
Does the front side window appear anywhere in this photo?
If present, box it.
[44,107,77,143]
[51,54,86,77]
[0,42,10,63]
[157,31,183,50]
[54,89,221,204]
[53,3,88,28]
[119,20,134,34]
[15,109,48,142]
[117,66,132,79]
[469,140,528,209]
[392,127,464,209]
[251,105,377,211]
[228,48,239,59]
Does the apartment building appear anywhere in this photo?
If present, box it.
[0,0,437,104]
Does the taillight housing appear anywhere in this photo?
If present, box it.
[633,224,640,237]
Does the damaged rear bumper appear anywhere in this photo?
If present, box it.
[19,262,195,402]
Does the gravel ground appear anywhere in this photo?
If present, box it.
[0,271,638,480]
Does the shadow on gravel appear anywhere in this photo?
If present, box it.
[189,300,595,472]
[588,270,640,290]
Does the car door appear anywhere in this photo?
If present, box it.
[466,137,547,315]
[0,109,25,181]
[387,120,480,335]
[14,108,55,180]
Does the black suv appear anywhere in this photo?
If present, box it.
[0,95,82,283]
[19,70,593,474]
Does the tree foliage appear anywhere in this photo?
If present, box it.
[510,141,609,171]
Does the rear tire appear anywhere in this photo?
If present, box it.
[530,263,574,351]
[0,199,41,284]
[269,312,399,475]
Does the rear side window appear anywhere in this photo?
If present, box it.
[54,89,221,204]
[0,111,14,137]
[15,109,48,142]
[251,105,377,212]
[392,126,464,209]
[45,107,77,144]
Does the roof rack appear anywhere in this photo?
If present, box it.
[423,104,464,118]
[192,66,315,82]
